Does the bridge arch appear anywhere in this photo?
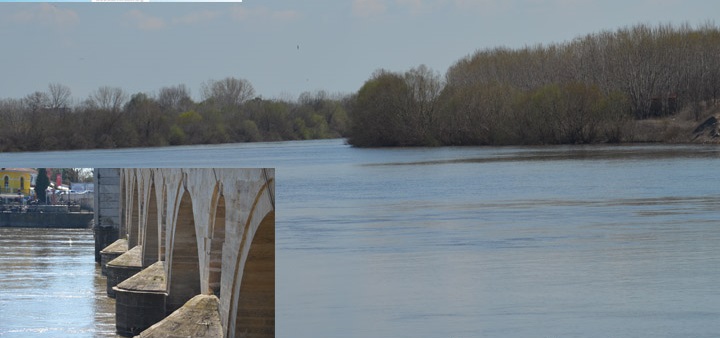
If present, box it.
[226,173,275,338]
[160,178,168,261]
[127,171,140,247]
[166,187,201,314]
[141,176,160,268]
[233,210,274,338]
[119,174,127,242]
[208,182,226,296]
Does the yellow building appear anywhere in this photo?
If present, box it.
[0,168,37,196]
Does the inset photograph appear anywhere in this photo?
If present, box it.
[0,168,274,338]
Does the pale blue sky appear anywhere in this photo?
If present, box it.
[0,0,717,103]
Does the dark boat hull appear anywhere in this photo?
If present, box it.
[0,212,94,228]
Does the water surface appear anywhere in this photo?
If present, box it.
[1,139,719,337]
[0,228,117,337]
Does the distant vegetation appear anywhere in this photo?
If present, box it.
[0,79,349,152]
[2,23,720,152]
[348,22,720,146]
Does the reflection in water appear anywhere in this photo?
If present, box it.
[367,144,720,166]
[0,228,118,338]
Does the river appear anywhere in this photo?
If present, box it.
[1,139,720,337]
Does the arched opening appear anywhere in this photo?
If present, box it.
[128,179,139,247]
[3,176,8,190]
[142,182,159,268]
[160,184,167,261]
[166,190,201,314]
[20,177,24,192]
[119,177,127,241]
[138,179,145,247]
[208,185,226,296]
[234,211,274,338]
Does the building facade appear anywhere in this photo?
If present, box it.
[0,168,37,195]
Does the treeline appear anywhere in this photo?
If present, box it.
[3,23,719,151]
[348,23,720,146]
[0,78,349,152]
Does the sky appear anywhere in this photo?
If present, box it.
[0,0,718,103]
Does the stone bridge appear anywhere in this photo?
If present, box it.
[94,168,275,338]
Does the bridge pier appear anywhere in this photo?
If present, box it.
[138,294,223,338]
[95,168,275,338]
[99,238,127,276]
[106,245,143,298]
[114,261,167,336]
[94,168,122,263]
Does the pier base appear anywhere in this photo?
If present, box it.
[100,239,128,276]
[114,261,167,337]
[106,245,143,298]
[137,294,222,338]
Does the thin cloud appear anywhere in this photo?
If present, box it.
[10,4,79,27]
[125,10,166,31]
[272,10,301,21]
[230,6,301,23]
[530,0,592,7]
[640,0,683,5]
[353,0,509,17]
[352,0,388,17]
[451,0,508,11]
[396,0,427,14]
[171,10,221,25]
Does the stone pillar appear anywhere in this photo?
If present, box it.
[99,238,128,276]
[114,261,167,336]
[94,168,121,263]
[137,295,223,338]
[106,245,143,298]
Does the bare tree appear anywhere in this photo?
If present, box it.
[404,64,443,142]
[87,86,128,112]
[298,90,329,110]
[23,91,50,113]
[201,77,255,108]
[47,83,72,110]
[125,92,167,145]
[0,98,31,149]
[158,84,193,113]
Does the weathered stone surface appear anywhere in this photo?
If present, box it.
[108,245,143,268]
[102,239,129,254]
[115,261,167,337]
[117,261,166,292]
[95,168,122,263]
[97,215,118,225]
[106,245,143,298]
[100,239,128,275]
[98,207,120,217]
[136,295,222,338]
[99,193,120,203]
[98,176,121,186]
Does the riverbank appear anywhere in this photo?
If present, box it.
[627,112,720,144]
[347,105,720,147]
